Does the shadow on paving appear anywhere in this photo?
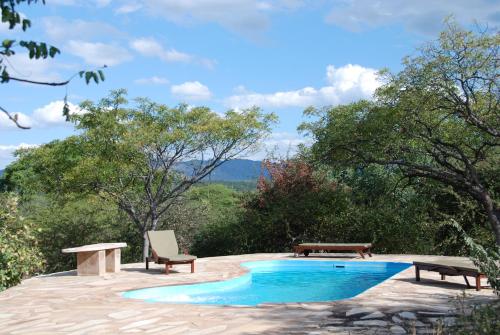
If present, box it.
[234,289,497,335]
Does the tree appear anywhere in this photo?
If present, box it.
[66,90,276,259]
[1,0,105,129]
[301,22,500,244]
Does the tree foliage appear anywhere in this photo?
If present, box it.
[7,89,276,259]
[301,22,500,244]
[1,0,105,128]
[0,193,44,290]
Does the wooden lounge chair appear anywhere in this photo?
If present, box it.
[145,230,197,274]
[413,260,487,291]
[293,243,373,259]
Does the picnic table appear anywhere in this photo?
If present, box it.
[62,243,127,276]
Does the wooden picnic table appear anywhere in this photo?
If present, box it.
[62,243,127,276]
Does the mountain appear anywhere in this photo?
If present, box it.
[0,161,263,183]
[175,159,264,181]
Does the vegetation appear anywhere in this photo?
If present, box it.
[0,21,498,311]
[0,193,44,290]
[300,22,499,245]
[1,0,105,129]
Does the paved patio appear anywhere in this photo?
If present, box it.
[0,253,496,334]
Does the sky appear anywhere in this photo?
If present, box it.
[1,0,498,168]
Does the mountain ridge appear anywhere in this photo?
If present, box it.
[175,159,264,181]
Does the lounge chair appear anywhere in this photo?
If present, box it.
[145,230,197,274]
[293,243,372,259]
[413,260,487,291]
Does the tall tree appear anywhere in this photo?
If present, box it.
[67,90,276,259]
[301,22,500,244]
[1,0,105,128]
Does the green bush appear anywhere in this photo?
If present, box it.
[25,195,141,273]
[0,194,44,291]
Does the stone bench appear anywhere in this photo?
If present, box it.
[62,243,127,276]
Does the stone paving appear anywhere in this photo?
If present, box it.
[0,253,497,334]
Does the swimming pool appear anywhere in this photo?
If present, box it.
[122,260,411,306]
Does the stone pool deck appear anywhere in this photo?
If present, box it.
[0,253,497,334]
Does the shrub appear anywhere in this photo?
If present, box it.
[0,194,44,291]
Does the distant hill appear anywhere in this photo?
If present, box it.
[175,159,264,182]
[0,161,264,183]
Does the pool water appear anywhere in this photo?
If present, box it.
[122,260,411,306]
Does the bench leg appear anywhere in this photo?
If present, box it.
[476,275,481,291]
[441,274,446,280]
[145,257,149,270]
[463,275,471,288]
[105,248,121,273]
[165,263,170,275]
[191,261,195,273]
[77,250,105,276]
[415,266,420,282]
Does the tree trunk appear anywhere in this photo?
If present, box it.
[482,193,500,246]
[142,231,150,261]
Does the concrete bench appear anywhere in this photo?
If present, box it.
[62,243,127,276]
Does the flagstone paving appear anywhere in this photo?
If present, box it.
[0,253,497,334]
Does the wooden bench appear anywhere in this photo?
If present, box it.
[62,243,127,276]
[293,243,373,259]
[413,261,487,291]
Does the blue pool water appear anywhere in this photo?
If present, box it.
[122,260,411,306]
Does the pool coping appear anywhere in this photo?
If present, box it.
[119,259,414,307]
[0,253,496,334]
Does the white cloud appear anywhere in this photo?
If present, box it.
[66,40,133,66]
[130,37,215,69]
[0,101,84,130]
[171,81,212,101]
[49,0,111,6]
[245,131,308,160]
[142,0,271,36]
[116,3,143,14]
[42,17,122,42]
[134,76,169,85]
[94,0,111,7]
[325,0,500,35]
[31,101,84,127]
[130,38,192,62]
[0,143,39,169]
[224,64,381,109]
[0,111,33,130]
[3,53,74,83]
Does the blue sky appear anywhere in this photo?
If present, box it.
[1,0,498,168]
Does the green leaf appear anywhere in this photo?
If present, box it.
[98,70,105,82]
[48,46,60,58]
[85,72,92,84]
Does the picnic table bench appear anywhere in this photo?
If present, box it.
[62,243,127,276]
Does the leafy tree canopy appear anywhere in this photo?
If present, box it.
[300,22,500,244]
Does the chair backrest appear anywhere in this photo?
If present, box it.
[147,230,179,257]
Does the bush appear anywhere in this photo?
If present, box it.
[436,294,500,335]
[25,195,141,273]
[0,194,44,291]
